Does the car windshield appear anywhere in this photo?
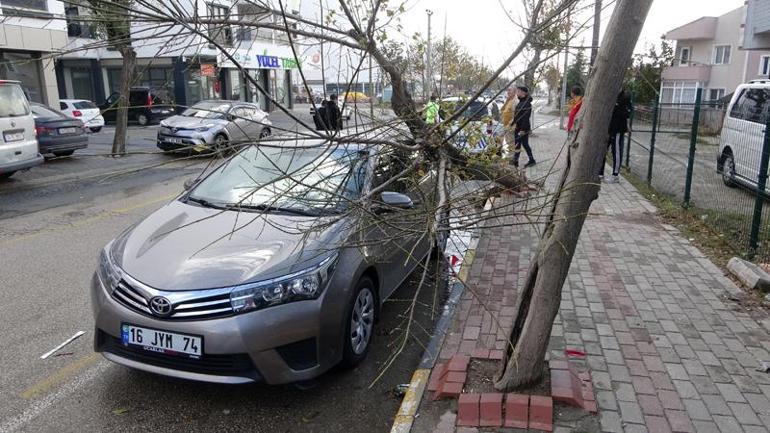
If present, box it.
[73,101,97,109]
[188,145,366,214]
[182,102,231,119]
[0,84,30,117]
[31,104,64,119]
[462,101,489,120]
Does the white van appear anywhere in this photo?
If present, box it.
[0,80,42,179]
[718,80,770,188]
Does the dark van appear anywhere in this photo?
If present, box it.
[100,87,175,126]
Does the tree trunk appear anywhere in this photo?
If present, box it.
[524,48,542,91]
[494,0,653,391]
[112,46,137,156]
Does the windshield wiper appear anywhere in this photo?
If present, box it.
[230,203,321,217]
[186,196,225,209]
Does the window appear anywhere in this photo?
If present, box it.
[713,45,731,65]
[660,81,701,104]
[207,4,233,47]
[680,47,691,66]
[760,55,770,76]
[730,88,770,124]
[2,0,47,11]
[708,89,725,102]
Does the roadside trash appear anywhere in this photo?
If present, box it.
[301,410,320,423]
[53,352,74,357]
[756,361,770,373]
[394,383,410,397]
[40,331,85,359]
[112,408,129,416]
[564,349,586,358]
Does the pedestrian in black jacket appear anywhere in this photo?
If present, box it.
[512,85,536,168]
[325,94,342,131]
[601,90,631,183]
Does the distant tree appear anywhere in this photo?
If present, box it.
[565,48,587,98]
[84,0,137,155]
[543,63,561,105]
[625,41,674,104]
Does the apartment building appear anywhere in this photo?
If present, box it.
[0,0,67,106]
[661,6,770,104]
[56,0,301,111]
[744,0,770,49]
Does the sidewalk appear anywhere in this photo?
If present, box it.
[412,124,770,433]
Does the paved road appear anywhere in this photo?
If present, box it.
[0,175,447,433]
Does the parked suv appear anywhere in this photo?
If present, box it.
[0,80,43,179]
[100,87,175,126]
[717,81,770,189]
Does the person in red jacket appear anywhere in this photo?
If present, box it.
[567,86,583,134]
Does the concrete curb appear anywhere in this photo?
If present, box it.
[389,198,493,433]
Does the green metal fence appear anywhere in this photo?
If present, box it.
[625,88,770,263]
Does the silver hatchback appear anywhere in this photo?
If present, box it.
[157,100,271,153]
[92,140,435,384]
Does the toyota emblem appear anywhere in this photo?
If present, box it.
[149,296,173,317]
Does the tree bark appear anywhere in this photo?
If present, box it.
[494,0,653,391]
[112,46,136,156]
[524,48,542,91]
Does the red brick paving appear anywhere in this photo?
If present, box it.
[479,393,503,427]
[528,395,553,432]
[504,394,529,429]
[457,393,480,427]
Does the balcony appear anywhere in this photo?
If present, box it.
[665,17,717,41]
[662,65,712,82]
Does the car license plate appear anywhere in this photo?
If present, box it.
[4,132,23,142]
[165,137,182,144]
[58,127,78,135]
[121,324,203,358]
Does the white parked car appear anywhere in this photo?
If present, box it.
[718,81,770,188]
[59,99,105,132]
[442,97,504,153]
[0,80,43,179]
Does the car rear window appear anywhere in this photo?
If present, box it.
[31,105,65,119]
[0,84,30,117]
[74,101,97,109]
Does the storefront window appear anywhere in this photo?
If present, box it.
[271,69,289,108]
[184,65,218,107]
[71,67,94,101]
[0,52,43,103]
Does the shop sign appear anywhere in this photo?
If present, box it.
[229,52,299,70]
[201,64,217,77]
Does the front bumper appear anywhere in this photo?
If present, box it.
[156,132,213,153]
[85,116,105,128]
[91,273,337,385]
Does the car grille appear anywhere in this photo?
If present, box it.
[100,333,261,380]
[112,279,234,321]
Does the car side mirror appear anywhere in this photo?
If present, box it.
[377,191,414,212]
[183,178,200,190]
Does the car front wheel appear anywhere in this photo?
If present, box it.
[341,276,376,368]
[90,126,102,133]
[722,152,737,188]
[53,150,75,157]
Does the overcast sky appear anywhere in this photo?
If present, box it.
[393,0,745,72]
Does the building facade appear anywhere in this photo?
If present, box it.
[744,0,770,50]
[0,0,67,106]
[661,6,770,104]
[56,0,300,111]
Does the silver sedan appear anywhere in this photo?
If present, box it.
[157,100,272,153]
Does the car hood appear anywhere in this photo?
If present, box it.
[162,116,228,129]
[111,200,348,291]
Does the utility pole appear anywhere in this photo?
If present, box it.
[319,0,327,99]
[590,0,602,66]
[426,9,433,99]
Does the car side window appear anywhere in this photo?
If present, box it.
[59,102,67,110]
[372,152,410,193]
[732,89,770,124]
[105,93,119,105]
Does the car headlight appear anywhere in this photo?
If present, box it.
[195,124,216,132]
[97,247,121,291]
[229,254,338,314]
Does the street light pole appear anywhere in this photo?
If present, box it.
[590,0,602,66]
[426,9,433,98]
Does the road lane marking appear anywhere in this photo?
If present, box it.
[0,193,177,247]
[20,353,101,400]
[1,357,109,433]
[40,332,86,360]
